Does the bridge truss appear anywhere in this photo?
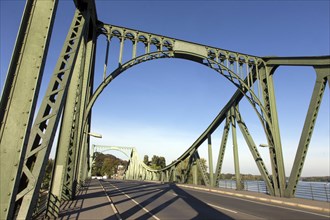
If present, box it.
[0,0,329,219]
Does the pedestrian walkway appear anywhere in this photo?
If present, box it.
[58,180,117,220]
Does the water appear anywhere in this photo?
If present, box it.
[218,180,330,202]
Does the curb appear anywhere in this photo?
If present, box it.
[176,184,330,214]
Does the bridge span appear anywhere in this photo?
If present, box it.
[56,179,329,220]
[1,0,329,219]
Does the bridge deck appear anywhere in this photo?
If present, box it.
[58,180,118,219]
[57,179,330,219]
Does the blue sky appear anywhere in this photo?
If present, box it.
[1,0,329,177]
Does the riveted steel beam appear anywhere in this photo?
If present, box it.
[0,1,58,219]
[235,106,274,195]
[13,9,86,220]
[194,151,210,186]
[285,66,329,197]
[258,65,286,196]
[264,56,330,67]
[230,107,242,190]
[214,114,230,186]
[46,33,88,218]
[207,134,214,187]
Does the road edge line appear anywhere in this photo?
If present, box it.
[176,184,330,214]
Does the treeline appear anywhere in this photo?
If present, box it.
[220,173,263,181]
[143,155,166,169]
[92,152,128,176]
[301,176,330,182]
[220,174,330,182]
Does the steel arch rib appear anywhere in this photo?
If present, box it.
[86,50,274,159]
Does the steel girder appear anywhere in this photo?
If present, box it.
[258,66,286,196]
[230,106,243,190]
[11,8,86,219]
[214,115,230,187]
[0,1,58,219]
[1,3,329,219]
[234,106,274,195]
[46,12,95,217]
[285,66,329,197]
[81,21,329,199]
[207,135,215,187]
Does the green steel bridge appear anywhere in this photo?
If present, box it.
[0,0,329,219]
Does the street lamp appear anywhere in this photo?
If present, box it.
[86,131,102,179]
[259,144,269,148]
[86,132,102,138]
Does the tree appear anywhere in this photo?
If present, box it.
[101,158,113,176]
[91,152,128,176]
[143,155,149,165]
[42,159,54,189]
[149,155,166,169]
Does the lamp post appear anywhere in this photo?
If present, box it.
[259,143,278,195]
[85,132,102,178]
[86,132,102,138]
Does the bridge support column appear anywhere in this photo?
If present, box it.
[285,67,329,198]
[260,66,286,196]
[47,31,89,217]
[230,107,242,190]
[0,0,58,219]
[192,160,198,185]
[12,8,86,219]
[207,134,214,187]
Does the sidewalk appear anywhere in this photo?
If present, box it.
[176,183,330,215]
[58,180,118,220]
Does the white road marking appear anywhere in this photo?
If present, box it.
[172,193,187,198]
[206,203,238,213]
[99,181,122,220]
[109,182,160,220]
[184,187,330,218]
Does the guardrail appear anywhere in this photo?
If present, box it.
[219,180,330,202]
[32,190,48,219]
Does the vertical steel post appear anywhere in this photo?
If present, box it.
[192,160,198,185]
[207,134,214,187]
[89,145,95,177]
[230,107,242,190]
[103,34,110,81]
[259,65,285,196]
[0,1,57,219]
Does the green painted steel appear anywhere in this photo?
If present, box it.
[47,38,88,218]
[1,0,329,217]
[214,115,230,186]
[14,9,86,220]
[285,67,329,197]
[207,135,214,187]
[0,1,58,219]
[230,107,242,190]
[235,106,274,195]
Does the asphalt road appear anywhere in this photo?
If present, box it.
[99,180,329,220]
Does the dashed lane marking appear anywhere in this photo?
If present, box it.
[109,182,160,220]
[99,181,122,220]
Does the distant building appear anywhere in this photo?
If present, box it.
[116,165,125,179]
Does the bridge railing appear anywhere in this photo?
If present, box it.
[219,180,330,202]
